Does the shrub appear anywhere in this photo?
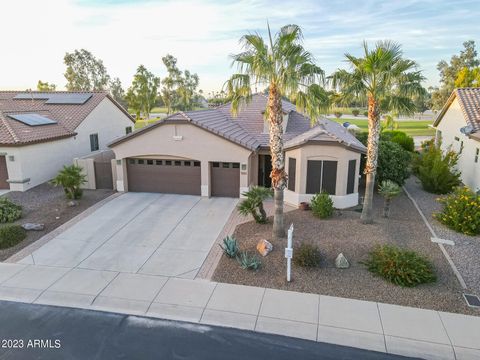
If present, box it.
[352,109,360,117]
[237,251,262,270]
[377,141,411,186]
[355,131,369,146]
[311,192,334,219]
[378,180,401,218]
[238,187,273,224]
[381,131,415,152]
[0,225,27,249]
[363,111,368,117]
[434,187,480,235]
[293,243,321,267]
[219,235,239,258]
[333,111,343,118]
[0,198,22,223]
[50,165,87,200]
[413,142,461,194]
[362,245,436,287]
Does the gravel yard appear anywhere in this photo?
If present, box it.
[213,189,478,315]
[0,183,114,261]
[404,176,480,294]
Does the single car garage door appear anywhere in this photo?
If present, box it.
[210,162,240,197]
[127,158,201,195]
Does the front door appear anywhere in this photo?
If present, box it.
[257,154,272,188]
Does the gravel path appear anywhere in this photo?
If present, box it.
[404,176,480,294]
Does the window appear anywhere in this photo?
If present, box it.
[89,133,99,151]
[147,160,154,165]
[232,163,240,168]
[346,159,357,194]
[138,159,144,165]
[125,126,132,135]
[287,158,296,191]
[184,161,191,166]
[306,160,337,195]
[212,162,220,168]
[475,148,479,163]
[194,161,201,167]
[174,161,181,166]
[222,163,230,168]
[165,160,172,166]
[156,160,162,165]
[128,159,135,165]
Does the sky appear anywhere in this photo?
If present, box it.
[0,0,479,94]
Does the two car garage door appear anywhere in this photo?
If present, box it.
[127,159,239,197]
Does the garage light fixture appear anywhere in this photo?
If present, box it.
[241,163,247,171]
[116,160,122,165]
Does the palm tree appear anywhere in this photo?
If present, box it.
[238,186,273,224]
[225,24,329,238]
[331,41,424,224]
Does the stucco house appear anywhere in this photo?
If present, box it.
[0,91,134,191]
[433,88,480,192]
[109,94,366,208]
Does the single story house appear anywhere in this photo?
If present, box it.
[0,91,134,191]
[109,94,366,208]
[433,88,480,192]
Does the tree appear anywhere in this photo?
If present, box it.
[454,66,480,87]
[431,41,479,110]
[37,80,56,91]
[382,113,398,131]
[237,186,273,224]
[50,165,87,200]
[161,54,181,115]
[226,24,329,238]
[125,65,160,120]
[109,77,127,109]
[378,180,401,218]
[331,41,424,223]
[177,70,199,111]
[64,49,111,91]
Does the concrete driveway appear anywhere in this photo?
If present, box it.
[16,193,237,279]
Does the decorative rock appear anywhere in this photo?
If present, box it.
[256,239,273,257]
[21,223,45,231]
[335,253,350,269]
[67,200,79,207]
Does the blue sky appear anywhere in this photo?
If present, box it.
[1,0,478,93]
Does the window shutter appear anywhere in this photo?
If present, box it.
[306,160,321,194]
[287,158,296,191]
[346,159,356,194]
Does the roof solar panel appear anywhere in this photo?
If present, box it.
[8,113,57,126]
[13,92,93,104]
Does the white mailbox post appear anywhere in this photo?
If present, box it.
[285,223,294,282]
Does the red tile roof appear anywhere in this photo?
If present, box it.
[0,91,132,146]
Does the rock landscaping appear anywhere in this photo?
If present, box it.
[213,189,477,315]
[0,182,113,261]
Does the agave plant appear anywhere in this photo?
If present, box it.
[237,251,262,270]
[237,186,273,224]
[378,180,401,218]
[219,235,239,258]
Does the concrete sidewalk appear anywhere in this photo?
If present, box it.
[0,262,478,360]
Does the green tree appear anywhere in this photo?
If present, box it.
[226,24,330,238]
[126,65,160,120]
[37,80,56,91]
[237,187,273,224]
[50,165,87,200]
[378,180,401,218]
[64,49,111,91]
[431,41,479,110]
[331,41,424,223]
[454,66,480,87]
[109,77,127,109]
[161,54,181,115]
[177,70,199,111]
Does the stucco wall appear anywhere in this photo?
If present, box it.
[0,98,133,191]
[110,122,253,196]
[284,144,361,208]
[436,98,480,192]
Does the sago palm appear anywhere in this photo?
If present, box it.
[331,41,424,223]
[226,24,329,238]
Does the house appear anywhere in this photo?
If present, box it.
[433,88,480,192]
[0,91,134,191]
[109,94,366,208]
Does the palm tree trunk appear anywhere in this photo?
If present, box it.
[258,201,267,223]
[361,95,381,224]
[268,84,286,239]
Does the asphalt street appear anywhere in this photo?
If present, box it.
[0,301,419,360]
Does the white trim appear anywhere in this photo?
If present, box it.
[201,185,209,197]
[116,180,125,192]
[239,186,249,198]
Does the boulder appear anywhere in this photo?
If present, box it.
[256,239,273,257]
[335,253,350,269]
[67,200,79,207]
[21,223,45,231]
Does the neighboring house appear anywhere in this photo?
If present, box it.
[109,94,365,208]
[0,91,134,191]
[433,88,480,192]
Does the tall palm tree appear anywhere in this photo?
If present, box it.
[331,41,424,223]
[225,24,329,239]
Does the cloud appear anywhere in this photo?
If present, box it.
[0,0,478,92]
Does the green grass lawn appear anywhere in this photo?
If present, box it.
[332,118,435,136]
[134,119,161,130]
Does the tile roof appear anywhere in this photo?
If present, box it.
[0,91,132,146]
[434,88,480,138]
[109,93,366,152]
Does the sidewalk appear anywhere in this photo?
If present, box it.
[0,262,478,360]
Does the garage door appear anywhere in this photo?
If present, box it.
[127,158,201,195]
[210,162,240,197]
